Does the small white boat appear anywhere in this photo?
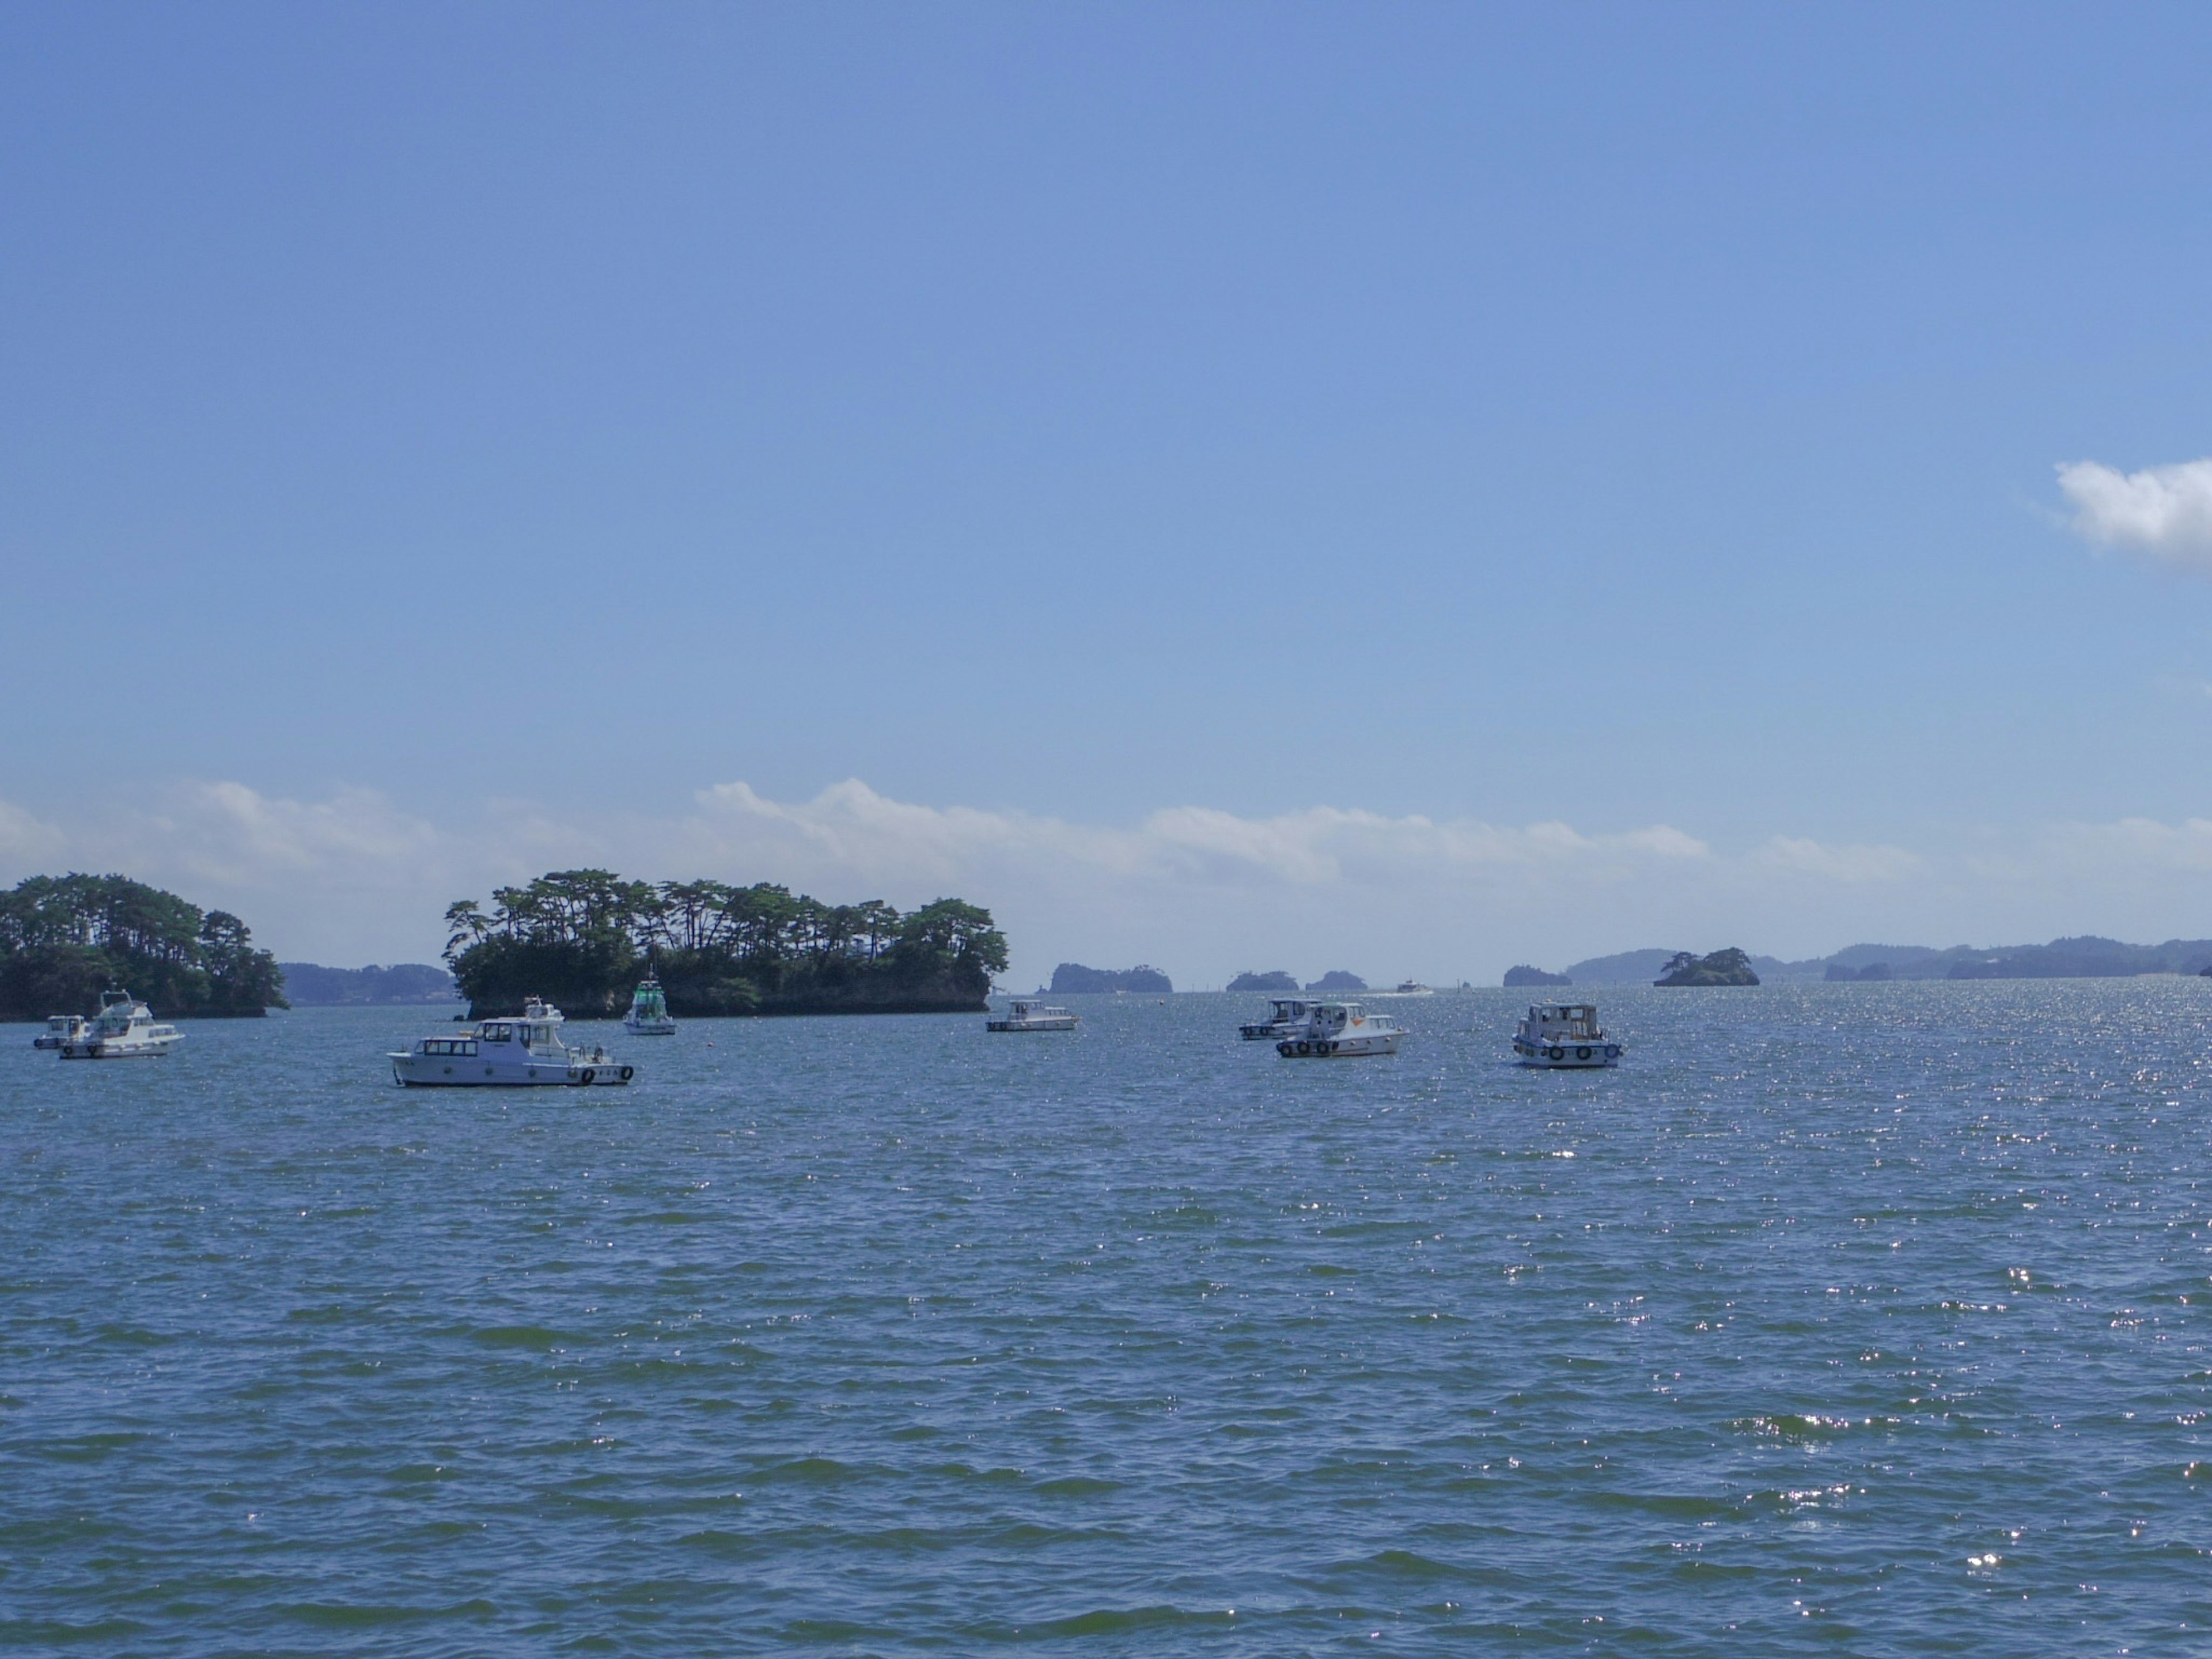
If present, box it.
[1276,1002,1402,1058]
[33,1013,88,1050]
[623,975,676,1035]
[390,997,632,1086]
[1513,1003,1622,1069]
[987,999,1079,1032]
[56,991,183,1059]
[1240,997,1313,1040]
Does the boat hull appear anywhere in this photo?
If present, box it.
[986,1019,1078,1032]
[59,1037,181,1059]
[623,1020,677,1036]
[1513,1040,1620,1069]
[1277,1033,1400,1058]
[390,1056,634,1086]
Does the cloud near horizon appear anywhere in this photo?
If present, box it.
[1,777,2208,984]
[2057,457,2212,571]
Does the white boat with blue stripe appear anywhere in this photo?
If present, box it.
[390,997,632,1087]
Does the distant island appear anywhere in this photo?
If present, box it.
[1503,964,1571,987]
[1825,961,1893,982]
[1049,963,1173,994]
[1227,969,1300,993]
[0,874,286,1020]
[279,963,459,1005]
[1556,935,2212,983]
[1656,948,1760,987]
[445,869,1006,1017]
[1306,971,1366,992]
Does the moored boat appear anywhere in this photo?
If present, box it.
[33,1013,88,1050]
[987,999,1079,1032]
[390,997,632,1086]
[56,991,183,1059]
[1240,997,1313,1040]
[623,975,676,1036]
[1275,1002,1402,1058]
[1512,1003,1622,1069]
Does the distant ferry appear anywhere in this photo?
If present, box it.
[1239,998,1313,1040]
[1276,1002,1402,1058]
[1512,1003,1623,1069]
[1391,980,1435,997]
[391,998,632,1086]
[54,991,183,1059]
[987,1000,1079,1032]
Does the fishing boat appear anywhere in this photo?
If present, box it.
[1512,1003,1623,1069]
[389,997,632,1086]
[1275,1002,1402,1058]
[623,975,676,1035]
[32,1013,88,1050]
[1239,998,1313,1040]
[1390,980,1435,997]
[55,991,183,1059]
[986,999,1080,1032]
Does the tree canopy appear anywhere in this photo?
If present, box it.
[443,870,1007,1016]
[0,874,287,1018]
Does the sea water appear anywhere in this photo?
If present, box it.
[2,984,2208,1656]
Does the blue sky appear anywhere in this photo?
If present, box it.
[8,3,2212,982]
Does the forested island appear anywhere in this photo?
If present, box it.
[0,874,286,1020]
[1656,948,1760,987]
[1048,963,1173,994]
[1503,964,1571,987]
[444,869,1007,1017]
[1306,971,1367,992]
[1227,970,1300,993]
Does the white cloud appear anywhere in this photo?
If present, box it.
[680,780,1710,893]
[17,777,2212,982]
[154,782,441,883]
[1754,835,1922,882]
[0,797,66,874]
[2057,457,2212,570]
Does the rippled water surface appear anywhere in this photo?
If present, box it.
[5,984,2211,1655]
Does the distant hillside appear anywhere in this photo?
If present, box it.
[1306,971,1366,992]
[1228,970,1300,993]
[279,962,459,1006]
[1566,936,2212,984]
[1562,949,1680,983]
[1050,963,1173,994]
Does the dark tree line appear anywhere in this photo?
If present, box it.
[442,870,1007,1017]
[0,874,288,1020]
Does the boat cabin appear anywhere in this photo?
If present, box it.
[1522,1003,1603,1039]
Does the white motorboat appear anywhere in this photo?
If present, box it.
[33,1013,88,1050]
[1240,998,1313,1040]
[623,975,676,1036]
[987,999,1079,1032]
[56,991,183,1059]
[1275,1002,1402,1058]
[390,997,633,1087]
[1513,1003,1622,1069]
[1391,980,1435,997]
